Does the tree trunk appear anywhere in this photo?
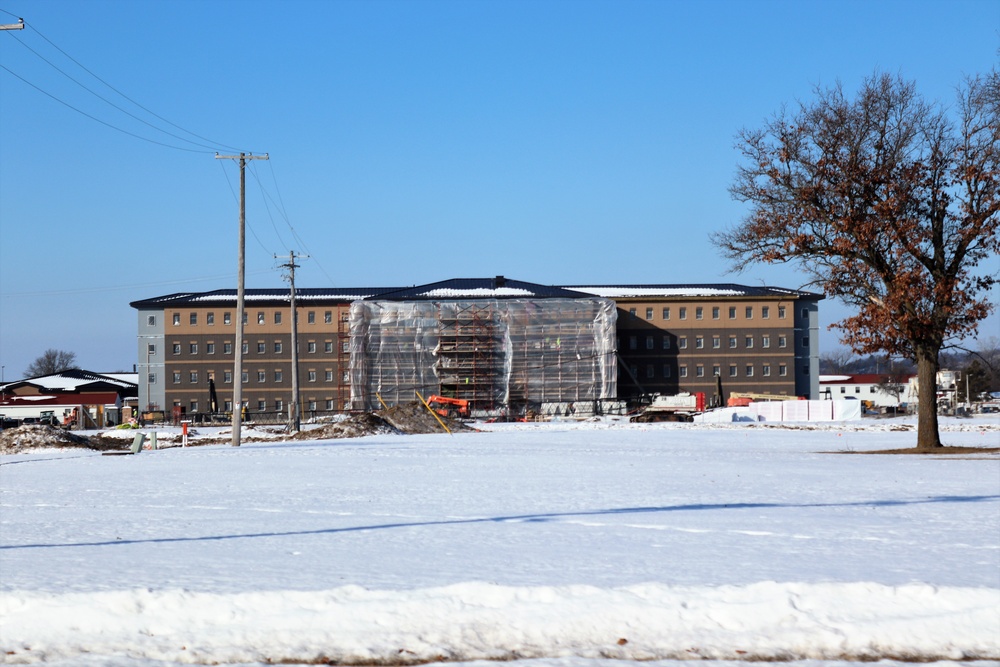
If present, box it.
[915,350,943,449]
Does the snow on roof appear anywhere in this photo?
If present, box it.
[572,286,744,298]
[420,287,536,298]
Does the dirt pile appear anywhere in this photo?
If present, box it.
[294,402,472,441]
[377,401,472,434]
[0,425,96,455]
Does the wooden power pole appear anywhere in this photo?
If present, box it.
[277,250,307,432]
[215,152,268,447]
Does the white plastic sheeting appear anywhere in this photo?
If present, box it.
[751,399,863,422]
[349,298,618,413]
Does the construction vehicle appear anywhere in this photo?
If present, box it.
[727,392,801,407]
[630,392,706,423]
[425,395,471,419]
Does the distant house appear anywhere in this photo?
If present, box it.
[0,369,138,428]
[819,373,915,408]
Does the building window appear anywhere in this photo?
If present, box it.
[243,312,248,325]
[173,343,181,355]
[274,341,283,354]
[147,343,156,355]
[308,400,317,411]
[630,365,638,378]
[275,399,284,412]
[801,308,809,319]
[242,342,249,355]
[342,341,349,353]
[762,364,771,377]
[172,372,181,384]
[147,315,156,326]
[257,342,266,354]
[729,336,737,349]
[712,307,720,319]
[257,312,265,324]
[712,336,720,349]
[712,365,720,377]
[224,342,233,355]
[679,336,688,349]
[342,371,350,383]
[308,370,317,382]
[761,306,769,319]
[840,387,847,394]
[646,307,653,320]
[190,371,198,383]
[679,307,687,320]
[745,306,753,319]
[695,307,703,320]
[257,371,266,383]
[745,336,753,349]
[778,305,786,319]
[190,313,197,326]
[746,364,754,377]
[629,336,637,350]
[646,336,654,350]
[696,365,705,377]
[224,400,233,412]
[224,370,233,384]
[646,365,655,378]
[779,364,787,377]
[662,307,670,320]
[258,399,266,411]
[148,373,156,384]
[695,336,704,349]
[207,313,215,325]
[663,364,672,378]
[855,386,862,394]
[762,335,770,348]
[274,370,283,382]
[324,341,333,353]
[189,343,198,355]
[778,336,787,348]
[802,336,810,348]
[729,364,738,377]
[629,307,637,318]
[224,312,232,325]
[325,399,334,410]
[242,371,249,383]
[325,370,333,382]
[190,401,198,413]
[308,311,316,324]
[308,341,317,353]
[274,312,282,325]
[173,313,180,326]
[662,336,671,350]
[729,306,736,319]
[679,365,688,378]
[325,311,333,324]
[206,343,215,354]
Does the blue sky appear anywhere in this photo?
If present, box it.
[1,0,997,377]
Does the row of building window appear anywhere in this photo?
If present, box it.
[177,398,342,413]
[148,340,348,356]
[628,305,806,321]
[154,310,348,328]
[628,362,801,379]
[147,369,350,384]
[625,334,807,351]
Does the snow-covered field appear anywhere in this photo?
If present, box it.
[1,416,998,667]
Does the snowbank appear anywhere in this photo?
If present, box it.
[4,582,997,664]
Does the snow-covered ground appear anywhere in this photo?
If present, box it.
[1,415,998,667]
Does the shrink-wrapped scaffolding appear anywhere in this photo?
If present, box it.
[349,298,617,414]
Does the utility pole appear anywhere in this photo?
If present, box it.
[277,250,307,432]
[215,152,268,447]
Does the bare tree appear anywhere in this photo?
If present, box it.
[820,348,856,374]
[714,72,1000,449]
[25,349,78,377]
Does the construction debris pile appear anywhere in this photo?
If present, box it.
[0,425,99,455]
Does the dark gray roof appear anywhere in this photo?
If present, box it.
[369,277,596,301]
